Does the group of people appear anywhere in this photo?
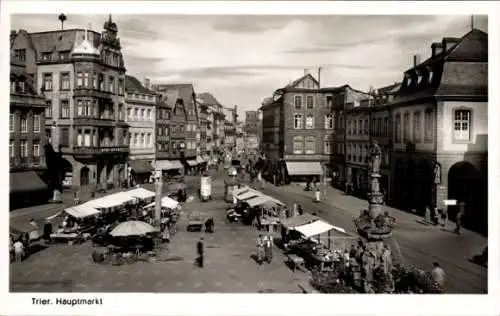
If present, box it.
[423,202,465,235]
[256,234,274,264]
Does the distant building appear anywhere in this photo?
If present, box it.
[124,76,156,184]
[11,15,129,190]
[198,92,226,162]
[389,29,488,232]
[9,61,50,208]
[151,83,201,176]
[223,105,238,155]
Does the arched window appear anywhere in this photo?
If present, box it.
[305,136,315,154]
[292,136,303,154]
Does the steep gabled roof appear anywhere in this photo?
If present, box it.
[284,73,319,89]
[125,75,153,94]
[197,92,222,106]
[445,28,487,62]
[27,29,101,54]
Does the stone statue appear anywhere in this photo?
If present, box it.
[433,162,441,184]
[369,141,382,174]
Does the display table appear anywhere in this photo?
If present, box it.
[310,253,336,271]
[261,217,279,232]
[287,254,305,273]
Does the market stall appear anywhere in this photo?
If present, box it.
[49,203,101,243]
[126,187,155,202]
[144,196,179,210]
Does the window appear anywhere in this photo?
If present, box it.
[453,109,471,141]
[109,76,115,93]
[306,95,314,108]
[364,119,369,135]
[84,100,92,116]
[294,114,303,129]
[19,140,28,158]
[141,109,145,121]
[413,111,421,142]
[118,79,124,95]
[76,72,83,88]
[362,146,367,163]
[84,73,89,88]
[424,109,433,141]
[148,109,152,121]
[33,114,40,132]
[324,114,334,129]
[383,117,388,136]
[93,73,98,89]
[428,69,434,83]
[346,143,351,161]
[20,115,27,132]
[59,50,70,60]
[326,96,333,108]
[43,73,53,91]
[58,99,69,118]
[347,120,351,135]
[99,74,104,91]
[305,114,314,129]
[134,108,139,120]
[41,52,51,61]
[403,112,410,141]
[60,72,70,90]
[15,49,26,61]
[77,100,83,116]
[141,133,145,147]
[358,120,363,135]
[371,118,376,135]
[324,138,332,154]
[305,136,315,154]
[93,100,98,117]
[293,136,303,154]
[395,114,401,143]
[9,114,14,132]
[33,141,40,157]
[127,108,132,119]
[146,133,150,146]
[356,145,361,163]
[134,133,139,147]
[294,95,303,109]
[9,141,14,158]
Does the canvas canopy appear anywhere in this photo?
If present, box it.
[87,192,135,209]
[64,203,101,218]
[245,195,283,207]
[293,220,348,238]
[127,188,155,200]
[236,190,262,201]
[281,214,319,229]
[145,196,179,209]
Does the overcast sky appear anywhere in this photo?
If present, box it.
[12,14,487,115]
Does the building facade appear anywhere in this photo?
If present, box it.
[345,100,371,197]
[11,16,130,190]
[389,29,488,232]
[10,61,50,208]
[124,75,156,184]
[198,92,226,162]
[152,84,201,175]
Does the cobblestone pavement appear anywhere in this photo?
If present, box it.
[10,199,308,293]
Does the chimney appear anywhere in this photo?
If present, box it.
[317,67,322,88]
[143,78,150,89]
[431,42,443,57]
[413,54,420,67]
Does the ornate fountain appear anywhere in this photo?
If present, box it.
[354,141,395,240]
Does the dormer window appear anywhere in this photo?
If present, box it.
[41,52,52,61]
[428,70,433,83]
[405,74,412,87]
[416,71,423,85]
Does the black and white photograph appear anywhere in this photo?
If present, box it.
[2,1,499,316]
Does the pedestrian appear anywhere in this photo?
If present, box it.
[13,239,25,263]
[264,235,273,263]
[297,205,304,216]
[256,234,265,265]
[196,237,204,268]
[441,207,448,228]
[455,203,465,235]
[431,262,446,291]
[424,206,431,224]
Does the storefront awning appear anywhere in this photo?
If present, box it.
[186,160,198,167]
[10,171,49,194]
[64,203,101,218]
[128,160,154,174]
[154,160,183,171]
[294,220,336,238]
[281,214,319,229]
[237,191,262,201]
[87,192,135,209]
[245,195,284,207]
[285,161,323,176]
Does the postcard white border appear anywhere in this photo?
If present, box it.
[1,1,499,316]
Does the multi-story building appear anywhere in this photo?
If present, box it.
[124,76,156,184]
[235,121,245,155]
[389,28,487,232]
[368,83,400,200]
[198,92,226,162]
[196,97,209,159]
[11,16,129,190]
[260,72,326,182]
[243,110,262,156]
[320,85,368,187]
[345,99,371,197]
[151,84,200,175]
[223,105,238,155]
[9,60,50,208]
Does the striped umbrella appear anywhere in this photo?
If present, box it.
[109,221,157,237]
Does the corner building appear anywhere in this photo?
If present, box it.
[11,16,129,190]
[389,29,488,232]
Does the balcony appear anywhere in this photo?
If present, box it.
[61,145,129,158]
[73,117,115,127]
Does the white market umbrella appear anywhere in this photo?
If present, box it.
[109,220,158,237]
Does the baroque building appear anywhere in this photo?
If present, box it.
[11,15,129,190]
